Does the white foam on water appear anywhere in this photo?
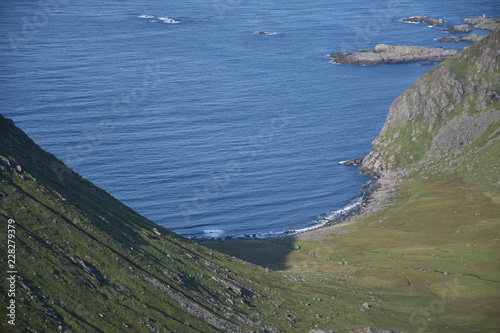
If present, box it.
[158,17,181,24]
[203,229,225,237]
[288,197,364,235]
[138,14,154,19]
[399,18,421,24]
[254,31,279,35]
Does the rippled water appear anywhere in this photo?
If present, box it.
[1,0,498,238]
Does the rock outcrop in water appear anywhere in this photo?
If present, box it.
[329,44,457,65]
[401,16,446,26]
[360,28,500,175]
[464,16,500,31]
[436,34,484,43]
[445,24,473,33]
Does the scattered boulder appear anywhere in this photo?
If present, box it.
[309,329,335,333]
[402,16,446,25]
[354,328,401,333]
[445,24,472,33]
[329,44,457,65]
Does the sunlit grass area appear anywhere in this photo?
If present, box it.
[205,175,500,332]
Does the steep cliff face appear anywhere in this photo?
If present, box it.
[361,29,500,179]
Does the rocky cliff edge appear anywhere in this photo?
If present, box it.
[360,28,500,180]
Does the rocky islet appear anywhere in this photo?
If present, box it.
[329,44,457,66]
[329,16,500,65]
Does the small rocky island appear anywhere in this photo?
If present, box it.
[444,24,472,33]
[437,34,484,43]
[329,44,457,65]
[329,16,499,65]
[401,16,445,25]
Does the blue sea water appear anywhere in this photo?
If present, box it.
[1,0,499,238]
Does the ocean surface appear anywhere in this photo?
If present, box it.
[1,0,498,238]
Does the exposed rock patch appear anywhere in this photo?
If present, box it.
[432,111,500,153]
[354,328,401,333]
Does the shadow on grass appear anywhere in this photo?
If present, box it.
[198,239,296,271]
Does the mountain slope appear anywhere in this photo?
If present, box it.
[0,114,299,332]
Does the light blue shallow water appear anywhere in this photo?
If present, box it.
[1,0,498,238]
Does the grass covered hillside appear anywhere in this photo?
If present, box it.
[206,29,500,332]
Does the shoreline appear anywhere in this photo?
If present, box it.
[195,169,401,243]
[292,171,400,240]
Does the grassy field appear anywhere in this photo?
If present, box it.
[204,175,500,332]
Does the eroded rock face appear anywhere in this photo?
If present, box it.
[432,112,500,153]
[360,29,500,174]
[329,45,457,66]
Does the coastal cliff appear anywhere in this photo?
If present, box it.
[360,28,500,181]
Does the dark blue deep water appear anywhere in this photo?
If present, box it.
[1,0,499,238]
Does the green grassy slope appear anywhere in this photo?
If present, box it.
[206,174,500,332]
[205,30,500,332]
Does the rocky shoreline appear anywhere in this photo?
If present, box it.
[464,17,500,31]
[293,172,399,240]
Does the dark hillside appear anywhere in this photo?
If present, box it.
[0,114,290,332]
